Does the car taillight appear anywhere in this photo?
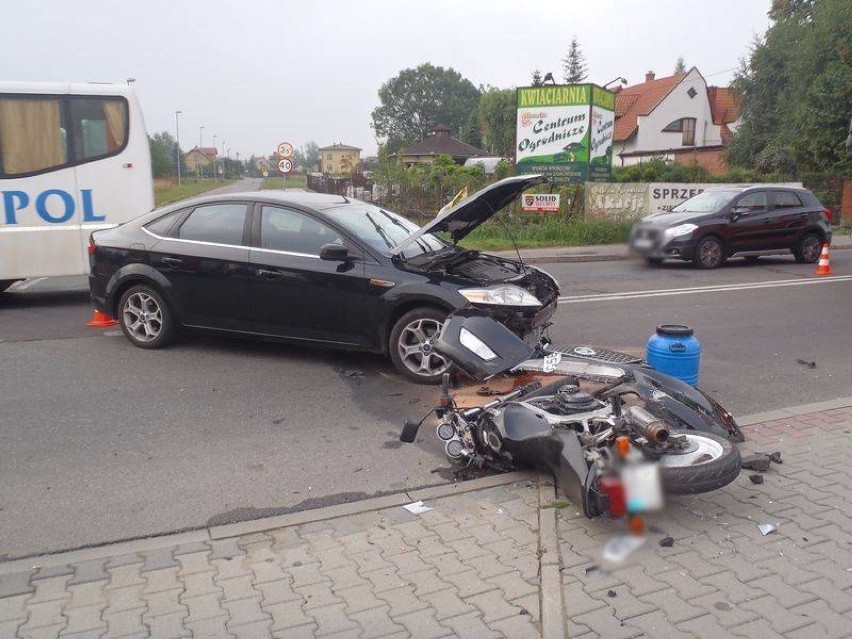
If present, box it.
[88,236,96,255]
[823,207,833,223]
[600,475,626,517]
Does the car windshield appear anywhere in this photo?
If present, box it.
[672,190,739,213]
[322,203,449,258]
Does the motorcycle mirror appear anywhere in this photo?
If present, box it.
[399,420,421,443]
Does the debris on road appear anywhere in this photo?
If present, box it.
[768,451,783,464]
[795,358,817,369]
[749,474,765,485]
[659,536,675,547]
[758,523,777,536]
[403,501,432,514]
[742,455,772,472]
[607,589,618,598]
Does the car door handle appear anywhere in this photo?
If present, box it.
[161,257,183,266]
[256,268,283,279]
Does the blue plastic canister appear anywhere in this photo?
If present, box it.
[646,325,701,387]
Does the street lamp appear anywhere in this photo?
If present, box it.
[212,135,217,179]
[221,139,226,179]
[199,126,205,178]
[174,110,182,185]
[603,76,628,89]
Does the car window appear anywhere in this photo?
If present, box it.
[259,206,343,256]
[145,210,185,237]
[772,191,803,209]
[735,192,767,212]
[671,190,738,213]
[177,203,247,245]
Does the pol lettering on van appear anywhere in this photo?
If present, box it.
[2,189,106,225]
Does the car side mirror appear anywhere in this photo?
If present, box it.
[730,206,750,219]
[320,243,349,261]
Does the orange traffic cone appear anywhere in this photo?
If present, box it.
[87,309,118,328]
[813,244,834,276]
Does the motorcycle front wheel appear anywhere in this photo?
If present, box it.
[656,430,741,494]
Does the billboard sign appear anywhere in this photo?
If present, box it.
[516,84,615,184]
[521,193,561,213]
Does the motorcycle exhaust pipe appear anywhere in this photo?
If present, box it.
[624,406,670,445]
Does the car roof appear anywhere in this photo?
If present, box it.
[703,184,809,193]
[177,190,355,210]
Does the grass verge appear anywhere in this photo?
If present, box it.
[261,175,308,190]
[458,214,632,251]
[154,179,238,206]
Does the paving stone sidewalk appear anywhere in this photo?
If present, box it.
[557,405,852,639]
[1,403,851,638]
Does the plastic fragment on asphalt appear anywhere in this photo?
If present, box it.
[768,451,783,464]
[403,501,432,514]
[758,523,777,536]
[659,536,674,547]
[742,455,772,472]
[749,474,765,484]
[602,534,646,564]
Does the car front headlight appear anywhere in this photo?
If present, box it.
[663,223,698,241]
[459,327,497,361]
[459,284,541,307]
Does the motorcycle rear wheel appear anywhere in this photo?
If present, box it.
[657,430,741,494]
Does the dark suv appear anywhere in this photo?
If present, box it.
[629,185,832,269]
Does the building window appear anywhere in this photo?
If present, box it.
[687,87,697,99]
[662,118,697,146]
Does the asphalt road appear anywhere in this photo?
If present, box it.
[1,247,851,558]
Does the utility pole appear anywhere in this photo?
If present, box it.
[174,110,182,185]
[199,126,205,179]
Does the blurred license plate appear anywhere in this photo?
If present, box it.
[622,463,664,512]
[633,238,654,250]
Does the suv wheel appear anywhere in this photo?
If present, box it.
[693,236,725,269]
[389,307,450,384]
[118,284,176,349]
[793,232,822,264]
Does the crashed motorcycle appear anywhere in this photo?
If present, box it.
[401,310,742,519]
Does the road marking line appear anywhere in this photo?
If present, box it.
[558,275,852,303]
[9,277,47,292]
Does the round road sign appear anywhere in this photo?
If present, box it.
[278,158,293,174]
[277,142,294,158]
[262,170,269,178]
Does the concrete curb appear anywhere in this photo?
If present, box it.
[736,395,852,427]
[537,473,565,639]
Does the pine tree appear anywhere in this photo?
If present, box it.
[531,69,543,86]
[674,56,687,74]
[562,37,588,84]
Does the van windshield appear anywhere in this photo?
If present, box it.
[672,190,739,213]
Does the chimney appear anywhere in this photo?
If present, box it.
[645,71,655,82]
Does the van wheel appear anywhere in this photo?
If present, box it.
[389,308,450,384]
[693,237,725,269]
[118,284,175,349]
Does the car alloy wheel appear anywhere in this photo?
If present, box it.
[795,233,822,263]
[694,237,724,269]
[123,291,164,342]
[398,317,449,378]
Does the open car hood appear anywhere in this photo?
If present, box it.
[390,174,547,256]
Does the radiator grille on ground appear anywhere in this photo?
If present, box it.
[552,344,642,365]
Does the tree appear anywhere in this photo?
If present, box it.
[478,88,517,157]
[149,131,182,179]
[562,37,588,84]
[371,63,481,150]
[302,141,320,169]
[531,69,544,86]
[674,56,687,74]
[728,0,852,176]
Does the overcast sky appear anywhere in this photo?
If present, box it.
[3,0,772,159]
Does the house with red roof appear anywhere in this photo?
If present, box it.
[613,68,740,175]
[396,125,489,167]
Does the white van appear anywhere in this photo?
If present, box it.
[0,82,153,292]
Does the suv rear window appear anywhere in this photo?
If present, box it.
[772,191,803,209]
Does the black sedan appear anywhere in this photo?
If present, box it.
[88,175,559,383]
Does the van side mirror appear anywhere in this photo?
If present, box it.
[320,243,349,261]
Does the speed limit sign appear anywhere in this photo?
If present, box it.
[277,142,294,158]
[277,158,293,174]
